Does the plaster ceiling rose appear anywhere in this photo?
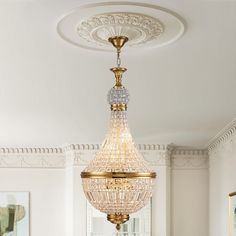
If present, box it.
[57,2,185,51]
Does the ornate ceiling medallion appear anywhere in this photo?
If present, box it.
[57,2,185,51]
[77,12,164,47]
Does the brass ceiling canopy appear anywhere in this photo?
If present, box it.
[81,36,156,231]
[108,36,129,50]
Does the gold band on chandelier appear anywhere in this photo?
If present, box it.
[111,104,127,111]
[81,171,156,179]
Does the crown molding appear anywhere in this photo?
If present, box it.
[0,144,172,168]
[64,144,100,151]
[208,118,236,152]
[65,144,173,167]
[171,147,208,170]
[172,147,208,156]
[0,147,63,154]
[0,144,209,169]
[64,143,171,151]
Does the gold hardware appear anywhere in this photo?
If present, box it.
[229,192,236,236]
[107,214,130,231]
[111,104,127,111]
[110,67,127,87]
[109,36,128,69]
[81,171,157,179]
[108,36,129,50]
[229,192,236,197]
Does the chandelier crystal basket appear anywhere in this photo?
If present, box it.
[81,36,156,230]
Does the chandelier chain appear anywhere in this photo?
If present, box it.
[117,48,121,67]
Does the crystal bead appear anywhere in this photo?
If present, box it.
[107,86,129,105]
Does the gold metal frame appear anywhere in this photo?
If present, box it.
[81,171,156,179]
[229,192,236,236]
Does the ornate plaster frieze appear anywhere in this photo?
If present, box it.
[0,153,65,168]
[65,144,173,167]
[0,147,64,168]
[0,144,209,169]
[140,145,173,167]
[208,118,236,153]
[171,147,208,170]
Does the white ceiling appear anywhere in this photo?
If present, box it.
[0,0,235,147]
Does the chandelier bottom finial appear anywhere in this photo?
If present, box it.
[107,214,130,231]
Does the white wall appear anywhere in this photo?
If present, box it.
[171,169,209,236]
[171,150,209,236]
[209,133,236,236]
[152,165,171,236]
[0,168,65,236]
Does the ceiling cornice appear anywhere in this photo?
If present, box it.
[208,118,236,152]
[64,144,171,151]
[171,146,208,170]
[0,147,63,154]
[172,147,208,156]
[0,143,209,169]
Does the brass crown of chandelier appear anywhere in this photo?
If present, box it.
[81,36,156,230]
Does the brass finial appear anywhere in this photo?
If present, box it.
[107,214,130,230]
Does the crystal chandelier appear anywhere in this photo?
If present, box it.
[81,36,156,230]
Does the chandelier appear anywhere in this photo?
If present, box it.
[81,36,156,230]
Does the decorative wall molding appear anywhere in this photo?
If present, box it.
[172,147,208,156]
[64,144,100,151]
[0,147,64,168]
[141,144,173,167]
[64,143,170,151]
[208,118,236,153]
[0,144,209,169]
[171,147,208,170]
[0,153,65,168]
[65,144,173,167]
[0,147,63,154]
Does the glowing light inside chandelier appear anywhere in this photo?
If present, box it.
[81,36,156,231]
